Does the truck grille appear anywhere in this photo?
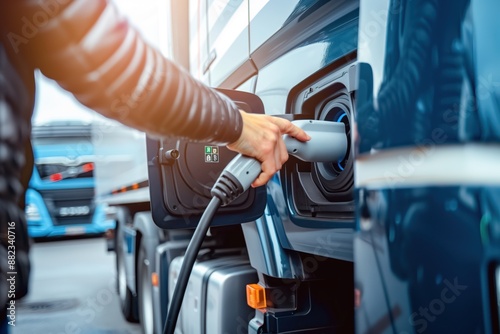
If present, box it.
[38,188,95,226]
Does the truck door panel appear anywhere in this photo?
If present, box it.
[206,0,250,87]
[251,2,358,261]
[249,0,301,54]
[189,0,210,83]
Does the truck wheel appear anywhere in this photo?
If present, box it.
[114,229,120,294]
[138,244,155,334]
[116,238,139,322]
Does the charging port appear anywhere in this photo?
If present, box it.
[312,92,353,202]
[282,63,356,224]
[319,97,352,177]
[333,111,350,172]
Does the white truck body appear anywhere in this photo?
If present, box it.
[92,0,178,207]
[93,121,150,205]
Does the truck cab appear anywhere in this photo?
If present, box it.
[105,0,500,333]
[162,1,358,333]
[26,121,113,238]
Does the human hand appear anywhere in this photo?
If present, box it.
[227,111,311,188]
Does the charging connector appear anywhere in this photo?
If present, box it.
[211,155,261,206]
[283,120,347,162]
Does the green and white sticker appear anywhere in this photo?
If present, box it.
[205,146,219,163]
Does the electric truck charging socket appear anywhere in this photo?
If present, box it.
[164,119,349,334]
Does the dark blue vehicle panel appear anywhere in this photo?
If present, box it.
[356,0,500,152]
[356,186,489,333]
[355,0,500,332]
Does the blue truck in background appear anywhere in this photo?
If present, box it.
[25,121,114,238]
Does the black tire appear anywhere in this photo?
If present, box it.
[138,244,155,334]
[115,222,139,322]
[116,245,139,322]
[114,226,120,294]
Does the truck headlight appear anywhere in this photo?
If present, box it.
[25,203,41,220]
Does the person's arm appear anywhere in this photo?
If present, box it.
[3,0,242,143]
[3,0,309,185]
[228,111,310,187]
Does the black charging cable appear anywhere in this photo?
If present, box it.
[163,196,222,333]
[163,154,261,334]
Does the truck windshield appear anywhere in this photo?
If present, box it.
[32,121,94,182]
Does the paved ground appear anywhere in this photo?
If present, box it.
[11,237,141,334]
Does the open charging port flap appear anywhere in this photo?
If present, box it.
[147,89,267,229]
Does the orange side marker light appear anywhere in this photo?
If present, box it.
[152,272,159,287]
[246,284,266,309]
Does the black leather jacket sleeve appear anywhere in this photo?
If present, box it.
[1,0,243,144]
[0,43,32,304]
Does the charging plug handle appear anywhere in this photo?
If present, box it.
[211,155,260,206]
[283,120,347,162]
[212,120,349,203]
